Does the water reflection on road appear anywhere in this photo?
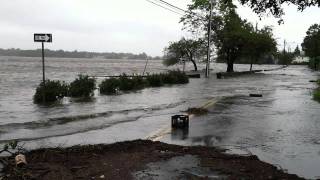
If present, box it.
[162,66,320,179]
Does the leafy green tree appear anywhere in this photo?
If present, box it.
[294,45,301,57]
[215,8,252,72]
[302,24,320,70]
[232,0,320,19]
[277,51,294,65]
[163,38,206,71]
[180,1,277,72]
[243,26,277,71]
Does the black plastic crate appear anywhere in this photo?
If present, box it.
[171,115,189,128]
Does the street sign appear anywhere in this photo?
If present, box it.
[34,33,52,43]
[34,33,53,102]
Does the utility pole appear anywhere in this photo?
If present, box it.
[283,39,286,54]
[205,0,213,78]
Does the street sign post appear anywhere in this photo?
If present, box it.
[34,33,52,102]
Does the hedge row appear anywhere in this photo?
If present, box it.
[99,70,189,95]
[34,74,96,104]
[34,71,189,104]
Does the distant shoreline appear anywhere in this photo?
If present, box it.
[0,48,162,60]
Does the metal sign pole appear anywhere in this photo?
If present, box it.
[42,42,45,84]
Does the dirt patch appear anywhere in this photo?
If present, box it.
[186,107,209,115]
[1,140,303,180]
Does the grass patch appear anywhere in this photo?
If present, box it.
[33,80,68,104]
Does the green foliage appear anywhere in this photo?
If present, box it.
[234,0,319,19]
[1,140,19,154]
[163,38,206,71]
[118,74,140,91]
[314,89,320,102]
[69,74,96,97]
[146,74,164,87]
[313,79,320,102]
[33,79,68,104]
[99,78,120,95]
[242,26,277,66]
[302,24,320,62]
[168,70,189,84]
[277,51,295,65]
[132,75,146,89]
[294,45,301,57]
[180,1,277,72]
[308,57,320,71]
[301,24,320,70]
[98,71,189,96]
[162,72,178,84]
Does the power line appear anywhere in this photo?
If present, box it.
[154,0,203,19]
[155,0,187,13]
[145,0,184,16]
[146,0,204,20]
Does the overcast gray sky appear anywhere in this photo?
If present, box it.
[0,0,319,56]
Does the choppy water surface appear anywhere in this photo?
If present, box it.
[0,56,319,178]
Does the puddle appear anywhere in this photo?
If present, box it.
[133,155,226,180]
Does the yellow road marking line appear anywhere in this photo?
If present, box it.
[145,97,221,141]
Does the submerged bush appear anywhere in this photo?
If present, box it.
[314,89,320,102]
[99,78,120,95]
[146,74,163,87]
[33,80,68,104]
[98,70,189,96]
[168,70,189,84]
[162,72,178,84]
[69,74,96,97]
[118,74,138,91]
[132,75,146,89]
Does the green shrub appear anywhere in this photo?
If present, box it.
[99,78,120,95]
[162,72,178,84]
[146,74,163,87]
[314,89,320,102]
[98,71,189,96]
[168,70,189,84]
[131,75,146,89]
[69,74,96,97]
[309,57,320,70]
[33,79,68,104]
[118,74,136,91]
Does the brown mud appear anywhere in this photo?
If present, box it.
[1,140,303,180]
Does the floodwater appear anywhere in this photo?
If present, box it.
[0,56,319,179]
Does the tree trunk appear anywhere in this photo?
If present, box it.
[227,61,234,72]
[250,58,253,71]
[226,50,234,72]
[226,55,234,72]
[191,59,198,71]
